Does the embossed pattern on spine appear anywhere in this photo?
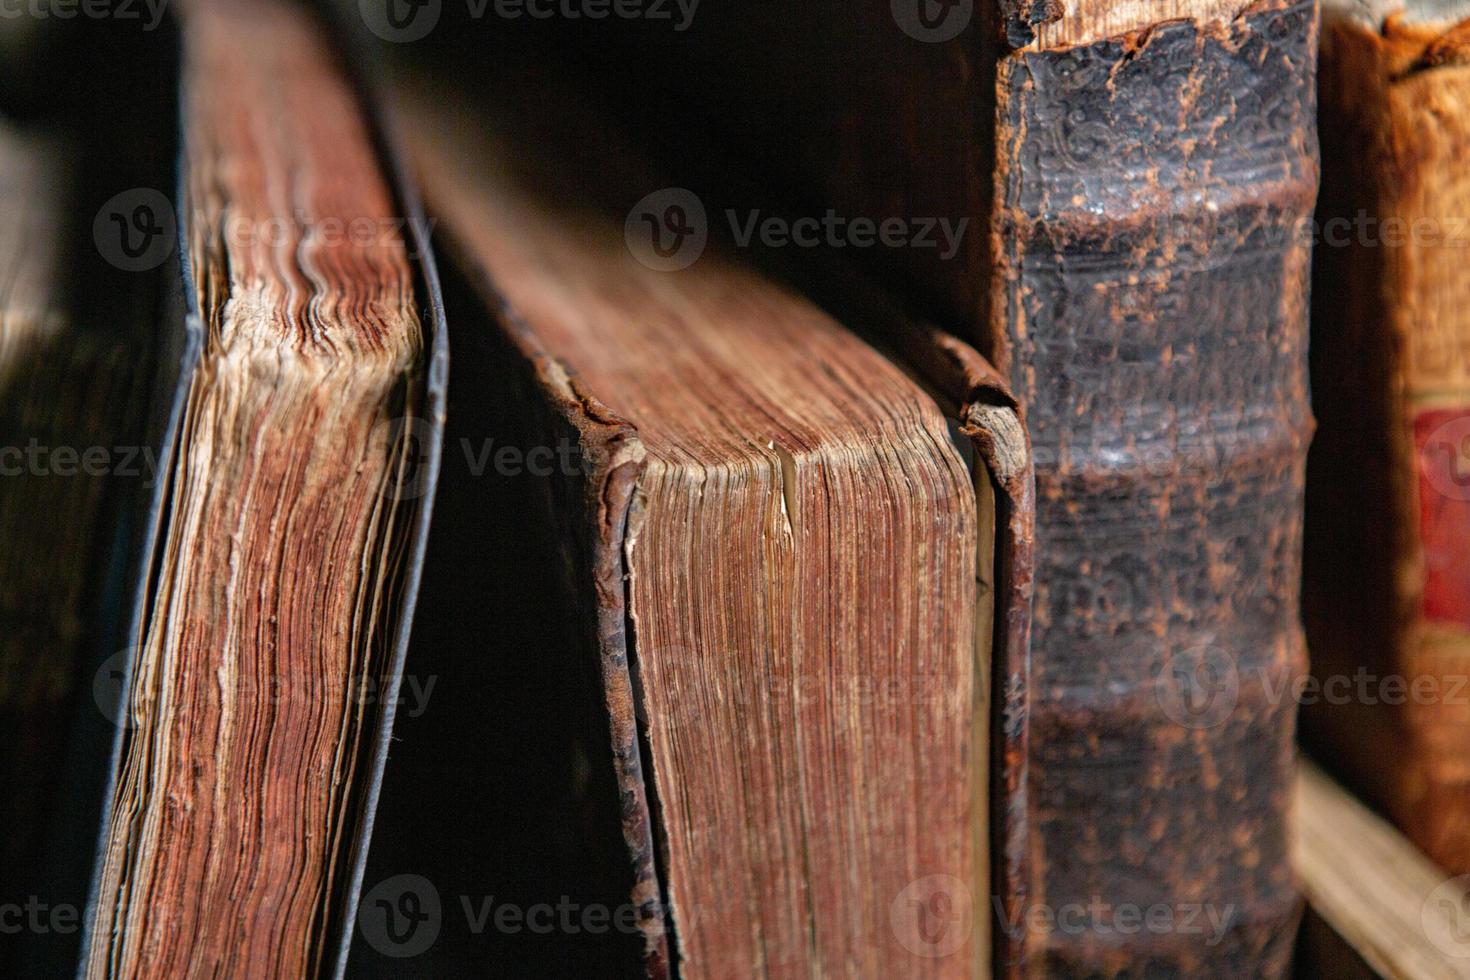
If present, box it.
[993,1,1317,973]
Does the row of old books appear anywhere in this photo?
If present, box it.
[1,0,1469,975]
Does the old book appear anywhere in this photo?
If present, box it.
[78,1,446,976]
[349,63,1032,977]
[1293,758,1470,978]
[1303,0,1470,879]
[525,0,1319,972]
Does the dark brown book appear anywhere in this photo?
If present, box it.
[1304,0,1470,876]
[545,0,1319,972]
[348,63,1033,977]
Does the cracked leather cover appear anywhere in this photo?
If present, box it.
[994,2,1316,973]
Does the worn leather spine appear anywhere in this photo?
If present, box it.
[1303,4,1470,877]
[995,2,1316,973]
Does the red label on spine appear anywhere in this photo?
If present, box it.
[1415,407,1470,630]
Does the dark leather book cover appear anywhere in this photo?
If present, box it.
[990,6,1315,973]
[528,0,1319,972]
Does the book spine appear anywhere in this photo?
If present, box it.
[1304,11,1470,875]
[992,0,1316,972]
